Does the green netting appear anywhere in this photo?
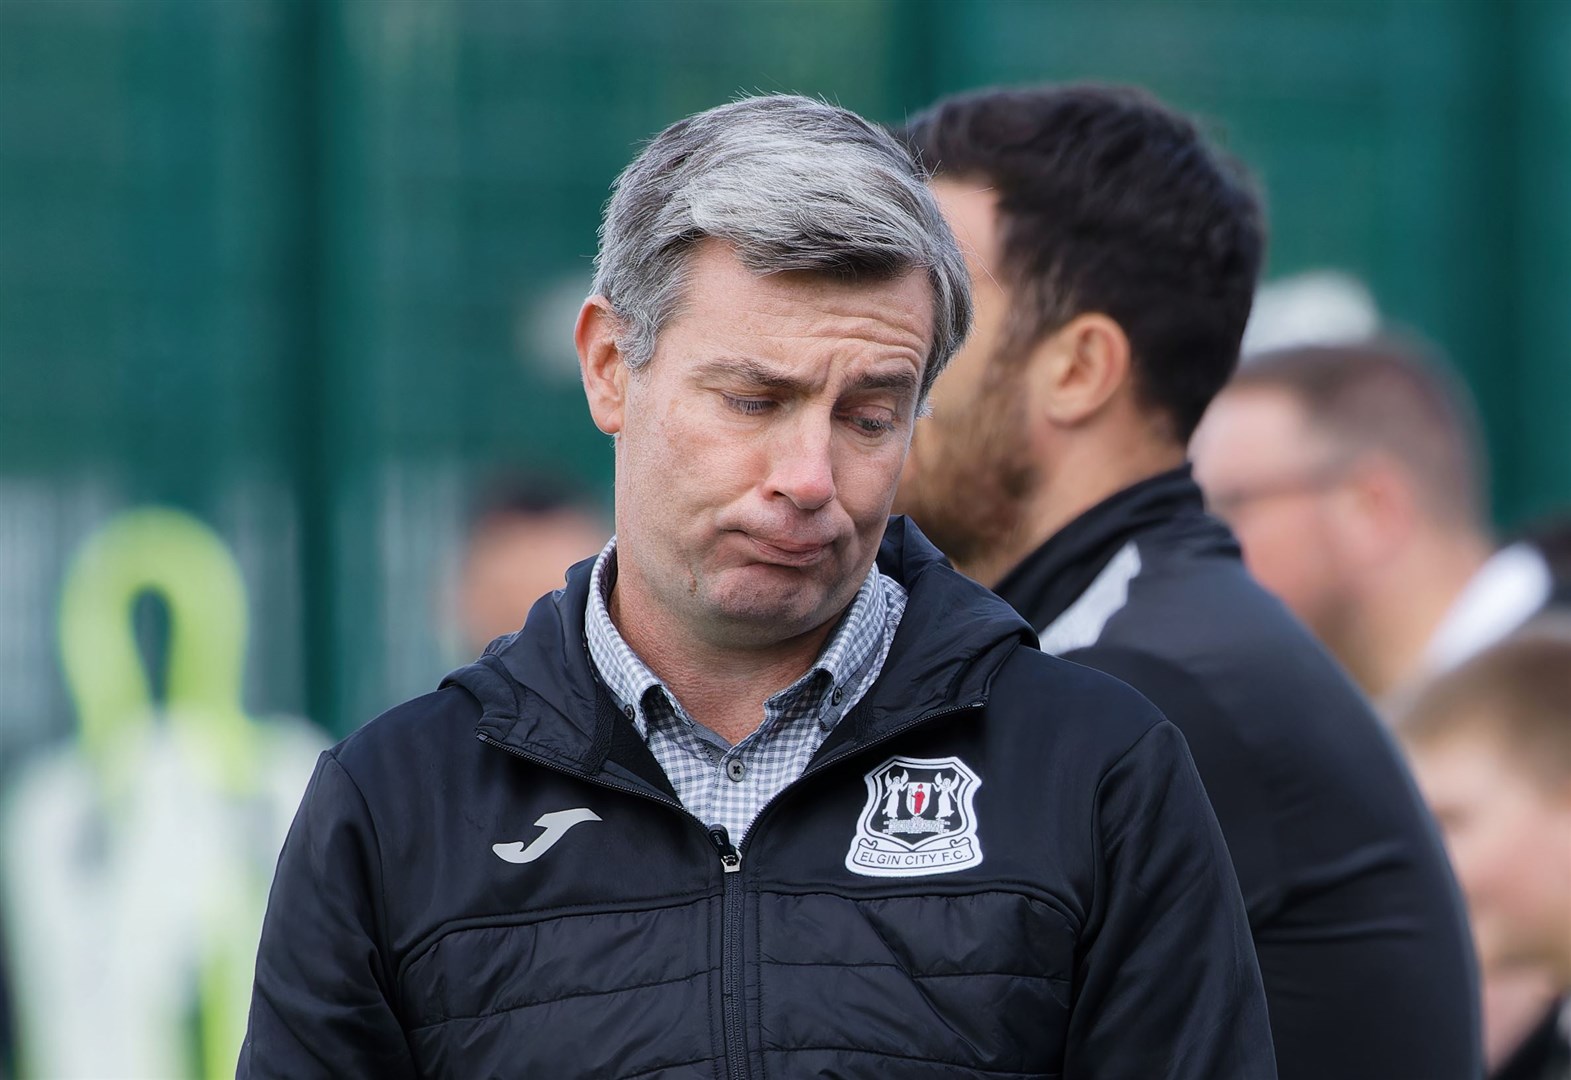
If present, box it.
[1,0,1565,751]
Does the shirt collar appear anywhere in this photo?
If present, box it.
[583,536,889,740]
[1422,542,1553,674]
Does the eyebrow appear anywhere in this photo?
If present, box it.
[852,369,922,398]
[695,358,920,399]
[696,358,804,393]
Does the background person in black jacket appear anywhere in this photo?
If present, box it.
[894,84,1480,1078]
[1191,339,1568,1073]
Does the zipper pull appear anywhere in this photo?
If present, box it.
[708,826,742,873]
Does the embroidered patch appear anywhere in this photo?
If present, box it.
[845,755,983,878]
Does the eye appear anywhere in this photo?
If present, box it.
[842,408,898,437]
[722,394,774,416]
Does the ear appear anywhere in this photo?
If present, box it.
[575,296,629,436]
[1334,454,1419,566]
[1030,313,1131,427]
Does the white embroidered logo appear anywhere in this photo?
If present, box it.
[845,755,983,878]
[492,808,601,864]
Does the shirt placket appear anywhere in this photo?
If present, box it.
[711,705,781,841]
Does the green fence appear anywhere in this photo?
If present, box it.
[2,0,1567,747]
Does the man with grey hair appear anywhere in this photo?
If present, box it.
[240,95,1273,1078]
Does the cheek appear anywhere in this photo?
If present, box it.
[1448,824,1506,899]
[835,441,909,522]
[922,335,993,431]
[1457,807,1548,905]
[1236,512,1320,599]
[629,402,754,506]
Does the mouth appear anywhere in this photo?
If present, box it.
[742,533,835,568]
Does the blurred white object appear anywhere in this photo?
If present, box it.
[1424,542,1555,673]
[3,714,324,1079]
[520,273,595,382]
[1241,270,1381,358]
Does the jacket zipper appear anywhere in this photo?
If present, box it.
[476,732,755,1074]
[707,826,747,1080]
[475,696,985,1080]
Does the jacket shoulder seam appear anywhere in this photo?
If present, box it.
[1084,717,1171,943]
[322,748,398,983]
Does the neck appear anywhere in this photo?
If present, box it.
[956,427,1186,588]
[1345,530,1492,700]
[609,580,838,746]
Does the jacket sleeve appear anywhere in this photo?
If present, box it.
[237,751,418,1079]
[1064,719,1277,1079]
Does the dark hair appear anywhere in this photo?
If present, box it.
[898,84,1265,442]
[1230,339,1487,530]
[466,472,605,533]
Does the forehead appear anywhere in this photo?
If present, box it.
[1408,727,1527,799]
[1194,385,1326,476]
[655,240,934,377]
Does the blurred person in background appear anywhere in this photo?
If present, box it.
[1191,340,1554,700]
[895,84,1479,1079]
[1192,339,1566,1073]
[241,93,1274,1078]
[456,474,608,654]
[1395,623,1571,1080]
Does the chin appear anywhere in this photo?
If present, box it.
[705,583,830,639]
[718,595,820,632]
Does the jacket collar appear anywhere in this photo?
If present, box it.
[445,517,1032,787]
[993,464,1235,630]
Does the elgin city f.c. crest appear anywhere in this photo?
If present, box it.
[845,755,983,878]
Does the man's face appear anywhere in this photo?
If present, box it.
[894,178,1037,567]
[1407,729,1571,976]
[604,240,933,650]
[459,509,608,653]
[1191,387,1355,642]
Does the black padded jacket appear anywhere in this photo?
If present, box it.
[993,467,1481,1080]
[239,517,1277,1079]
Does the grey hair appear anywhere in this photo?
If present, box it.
[590,94,972,402]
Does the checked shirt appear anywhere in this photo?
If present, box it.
[584,538,906,844]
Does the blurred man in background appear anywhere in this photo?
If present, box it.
[1396,623,1571,1080]
[1192,339,1567,1074]
[1192,340,1554,700]
[896,84,1479,1078]
[456,475,608,654]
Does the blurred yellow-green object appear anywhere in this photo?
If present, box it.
[2,508,325,1079]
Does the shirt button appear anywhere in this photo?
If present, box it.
[726,759,746,783]
[832,687,844,705]
[623,704,635,720]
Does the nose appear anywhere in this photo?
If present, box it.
[767,410,836,512]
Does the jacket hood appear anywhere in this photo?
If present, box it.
[443,516,1034,778]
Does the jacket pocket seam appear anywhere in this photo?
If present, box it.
[405,968,711,1030]
[758,958,1069,984]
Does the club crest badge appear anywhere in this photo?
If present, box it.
[845,755,983,878]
